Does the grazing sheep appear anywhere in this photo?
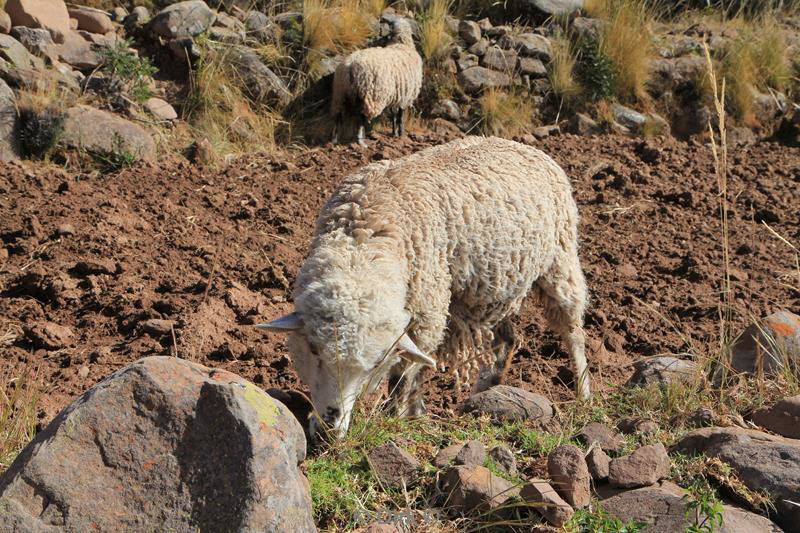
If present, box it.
[330,18,423,145]
[258,137,589,440]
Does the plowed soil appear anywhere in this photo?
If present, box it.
[2,130,799,427]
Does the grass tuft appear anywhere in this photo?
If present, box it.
[473,88,533,137]
[548,34,582,107]
[419,0,453,61]
[0,368,41,472]
[303,0,378,56]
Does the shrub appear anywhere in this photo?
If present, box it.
[99,38,158,104]
[576,36,616,102]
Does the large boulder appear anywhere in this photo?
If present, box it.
[5,0,71,43]
[626,356,698,387]
[229,46,292,108]
[0,34,35,69]
[56,31,101,71]
[67,7,114,35]
[10,27,57,63]
[61,105,156,161]
[0,78,20,160]
[457,66,512,94]
[672,426,800,531]
[751,395,800,439]
[0,356,315,532]
[526,0,584,17]
[601,483,784,532]
[150,0,215,39]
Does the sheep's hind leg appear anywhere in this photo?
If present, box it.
[535,257,590,400]
[471,318,518,393]
[391,109,398,137]
[386,361,426,417]
[356,115,368,146]
[397,108,405,137]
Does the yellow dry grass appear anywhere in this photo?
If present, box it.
[419,0,453,60]
[303,0,379,55]
[474,88,533,137]
[548,34,582,106]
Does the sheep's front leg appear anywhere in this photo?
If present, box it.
[397,108,405,137]
[391,110,398,137]
[386,360,426,417]
[331,113,341,144]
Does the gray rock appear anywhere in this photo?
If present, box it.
[722,310,800,381]
[150,0,215,39]
[244,10,277,43]
[273,12,302,30]
[518,57,547,78]
[10,27,57,62]
[459,385,554,423]
[61,105,156,161]
[431,99,461,121]
[144,97,178,121]
[23,321,74,350]
[520,479,574,527]
[608,444,670,489]
[0,356,315,532]
[617,417,659,436]
[626,356,698,387]
[456,53,478,72]
[752,395,800,439]
[368,442,420,490]
[601,484,783,533]
[586,446,610,480]
[574,422,624,452]
[442,465,518,514]
[509,33,552,61]
[0,34,34,69]
[527,0,584,17]
[547,445,590,508]
[434,442,464,468]
[481,45,517,72]
[5,0,71,44]
[57,30,101,70]
[210,27,244,44]
[467,38,488,57]
[139,319,175,337]
[457,66,512,94]
[0,78,20,161]
[455,440,486,468]
[489,445,517,475]
[571,17,605,40]
[672,426,800,531]
[167,37,201,62]
[458,20,480,45]
[567,113,600,135]
[229,46,292,107]
[611,103,647,133]
[124,6,150,29]
[648,55,707,97]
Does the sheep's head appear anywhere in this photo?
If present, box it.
[390,18,415,47]
[257,248,434,441]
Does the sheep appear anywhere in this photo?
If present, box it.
[330,18,423,145]
[258,136,590,440]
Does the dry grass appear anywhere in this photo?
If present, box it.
[184,43,282,157]
[303,0,379,56]
[419,0,453,61]
[0,367,41,472]
[473,88,533,137]
[587,0,655,102]
[548,34,582,107]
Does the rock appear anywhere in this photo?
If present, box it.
[454,440,486,468]
[0,34,34,69]
[56,223,75,236]
[467,38,488,57]
[68,8,114,34]
[431,98,460,121]
[723,310,800,380]
[518,57,547,78]
[481,45,517,72]
[0,12,11,34]
[511,33,552,61]
[458,20,481,45]
[673,426,800,530]
[611,103,647,133]
[601,483,784,532]
[0,357,315,531]
[686,407,716,428]
[144,97,178,121]
[751,395,800,439]
[648,56,706,97]
[489,445,517,475]
[434,442,464,468]
[574,422,624,452]
[527,0,584,17]
[586,446,610,480]
[571,17,604,40]
[210,26,244,44]
[229,46,292,108]
[124,6,150,29]
[456,52,478,72]
[532,125,559,139]
[609,444,670,489]
[74,258,116,275]
[457,66,511,94]
[244,11,277,43]
[150,0,215,39]
[547,445,590,508]
[459,385,554,423]
[57,30,101,70]
[520,479,574,527]
[111,7,127,22]
[61,105,156,161]
[5,0,71,43]
[567,113,600,135]
[626,356,698,387]
[23,321,74,349]
[353,524,400,533]
[617,262,638,279]
[616,417,658,436]
[273,12,302,30]
[139,318,175,337]
[0,78,20,161]
[442,465,518,514]
[10,27,57,62]
[645,113,670,136]
[69,17,77,30]
[167,37,201,62]
[368,442,420,489]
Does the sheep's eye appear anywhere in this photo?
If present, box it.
[308,344,319,357]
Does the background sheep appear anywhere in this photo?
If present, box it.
[258,136,590,439]
[330,19,423,145]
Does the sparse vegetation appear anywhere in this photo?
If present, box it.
[548,34,582,107]
[419,0,453,61]
[567,507,645,532]
[90,132,138,172]
[99,38,159,104]
[0,368,41,471]
[473,88,533,136]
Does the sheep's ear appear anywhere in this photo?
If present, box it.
[397,334,436,367]
[256,313,303,332]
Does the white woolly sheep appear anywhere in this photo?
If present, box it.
[258,136,590,440]
[330,18,423,145]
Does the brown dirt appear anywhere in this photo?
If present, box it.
[1,130,799,429]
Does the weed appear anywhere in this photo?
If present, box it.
[685,480,725,532]
[473,88,533,137]
[99,38,158,104]
[419,0,453,61]
[576,36,616,102]
[567,507,645,532]
[90,132,138,172]
[0,368,41,471]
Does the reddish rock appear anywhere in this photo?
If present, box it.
[5,0,71,43]
[442,465,518,514]
[23,321,74,350]
[67,7,114,34]
[609,443,670,488]
[455,440,486,468]
[368,442,420,489]
[586,446,610,480]
[547,445,590,508]
[574,422,624,452]
[520,479,574,527]
[752,395,800,439]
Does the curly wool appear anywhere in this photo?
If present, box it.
[295,136,588,386]
[330,25,423,121]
